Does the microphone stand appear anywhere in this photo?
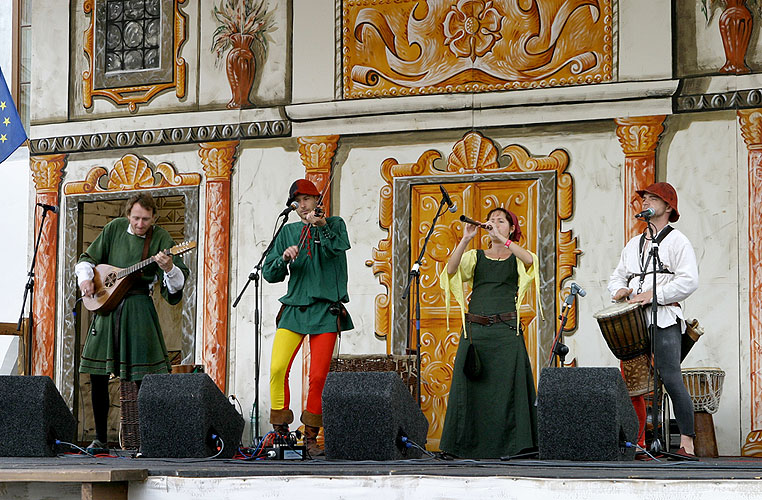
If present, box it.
[232,210,292,441]
[17,205,52,375]
[642,218,691,460]
[546,289,578,368]
[401,198,447,406]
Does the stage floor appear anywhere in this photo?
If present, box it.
[2,455,762,500]
[1,454,762,479]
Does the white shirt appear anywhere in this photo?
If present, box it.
[75,224,185,294]
[607,226,699,329]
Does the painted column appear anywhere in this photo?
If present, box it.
[296,135,340,417]
[614,116,666,243]
[198,141,238,392]
[29,154,66,377]
[738,109,762,455]
[297,135,339,215]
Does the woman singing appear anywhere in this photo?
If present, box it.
[438,207,541,458]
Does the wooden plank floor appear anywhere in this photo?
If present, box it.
[0,456,761,482]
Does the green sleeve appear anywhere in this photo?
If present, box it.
[263,225,291,283]
[79,219,116,265]
[156,230,191,305]
[317,217,350,258]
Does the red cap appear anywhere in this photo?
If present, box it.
[636,182,679,222]
[287,179,321,205]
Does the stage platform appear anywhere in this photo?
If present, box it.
[1,455,762,500]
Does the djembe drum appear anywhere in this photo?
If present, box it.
[682,368,725,457]
[594,302,652,396]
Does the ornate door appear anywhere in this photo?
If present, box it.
[411,180,540,449]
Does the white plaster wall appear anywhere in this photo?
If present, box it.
[29,2,70,124]
[661,113,744,456]
[229,140,306,441]
[618,0,672,80]
[292,0,336,103]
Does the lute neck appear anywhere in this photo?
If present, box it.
[116,249,171,280]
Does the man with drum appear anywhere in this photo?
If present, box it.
[608,182,699,457]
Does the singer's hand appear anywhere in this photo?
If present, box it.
[283,245,299,262]
[80,279,95,298]
[463,222,478,240]
[628,289,653,306]
[305,211,326,227]
[612,288,632,301]
[487,224,507,245]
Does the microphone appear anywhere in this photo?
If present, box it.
[36,203,58,214]
[279,201,299,217]
[439,185,457,213]
[570,282,586,297]
[635,207,655,219]
[563,282,586,308]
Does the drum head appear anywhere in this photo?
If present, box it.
[593,301,643,319]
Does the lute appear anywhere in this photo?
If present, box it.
[82,240,196,313]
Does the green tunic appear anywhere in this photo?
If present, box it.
[78,218,190,382]
[262,216,353,334]
[440,250,538,458]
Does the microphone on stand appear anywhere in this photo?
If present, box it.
[440,185,457,213]
[564,282,586,308]
[635,207,655,219]
[279,201,299,217]
[36,203,59,214]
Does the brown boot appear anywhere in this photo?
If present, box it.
[272,423,289,436]
[270,408,294,436]
[303,425,324,457]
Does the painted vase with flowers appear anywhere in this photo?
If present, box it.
[212,0,275,109]
[701,0,761,74]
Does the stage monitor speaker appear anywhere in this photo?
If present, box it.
[138,373,244,458]
[323,371,429,461]
[537,367,638,461]
[0,375,76,457]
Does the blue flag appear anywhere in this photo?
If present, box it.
[0,66,27,164]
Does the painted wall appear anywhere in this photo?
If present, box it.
[24,1,762,455]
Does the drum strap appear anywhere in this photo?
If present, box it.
[637,225,674,293]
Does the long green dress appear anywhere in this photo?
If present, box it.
[439,250,538,458]
[78,218,190,382]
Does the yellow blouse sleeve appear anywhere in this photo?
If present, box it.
[438,249,477,336]
[516,251,543,329]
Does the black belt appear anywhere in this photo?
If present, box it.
[465,312,517,326]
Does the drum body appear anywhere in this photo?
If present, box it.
[682,368,725,414]
[621,354,652,396]
[594,302,649,360]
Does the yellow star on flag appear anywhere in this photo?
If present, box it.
[2,117,9,126]
[0,134,7,143]
[0,101,6,111]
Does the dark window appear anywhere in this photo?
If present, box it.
[104,0,162,73]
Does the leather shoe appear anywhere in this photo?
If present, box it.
[674,447,699,461]
[85,439,109,455]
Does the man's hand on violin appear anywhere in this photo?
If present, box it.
[305,210,326,227]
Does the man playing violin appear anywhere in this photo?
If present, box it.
[263,178,354,457]
[75,193,190,453]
